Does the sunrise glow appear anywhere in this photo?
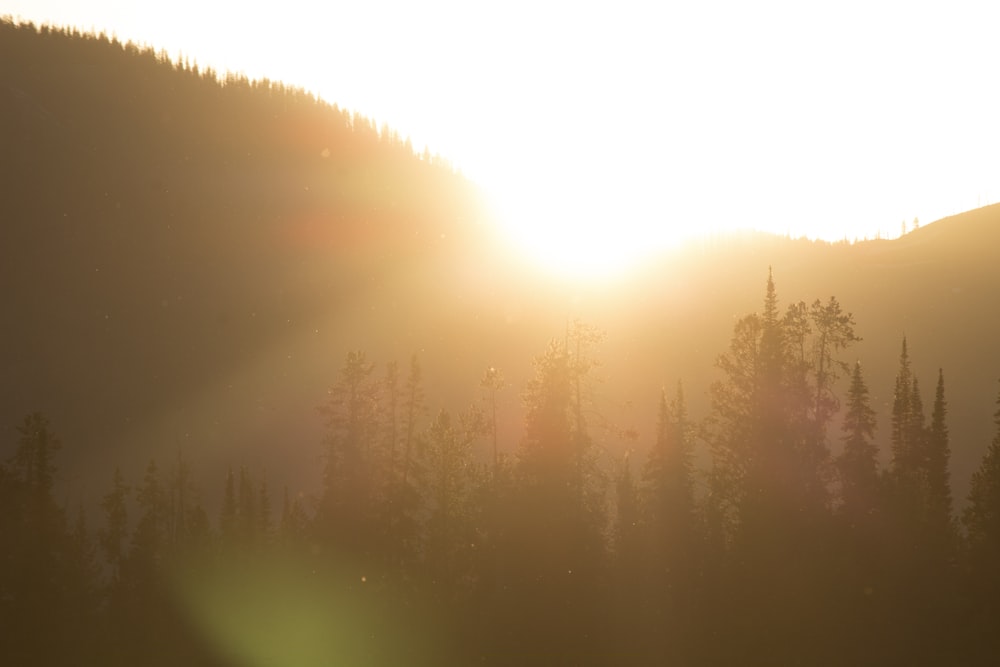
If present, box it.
[6,0,1000,274]
[8,6,1000,664]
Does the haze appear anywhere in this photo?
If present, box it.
[7,0,1000,268]
[5,16,1000,665]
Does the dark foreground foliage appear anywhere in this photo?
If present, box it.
[4,275,1000,666]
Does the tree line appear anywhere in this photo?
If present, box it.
[3,272,1000,665]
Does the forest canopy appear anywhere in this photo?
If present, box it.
[4,274,1000,666]
[4,19,1000,666]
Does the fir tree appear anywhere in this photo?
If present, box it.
[837,362,879,521]
[421,407,482,601]
[890,337,916,477]
[99,467,130,583]
[964,382,1000,605]
[642,383,697,560]
[130,460,167,582]
[926,369,954,534]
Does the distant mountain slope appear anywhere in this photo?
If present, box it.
[2,19,999,512]
[0,19,491,485]
[618,205,1000,503]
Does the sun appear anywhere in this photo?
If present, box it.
[481,165,693,282]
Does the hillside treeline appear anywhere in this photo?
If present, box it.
[1,18,476,250]
[3,274,1000,666]
[0,18,490,466]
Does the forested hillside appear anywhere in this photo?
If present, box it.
[0,19,492,487]
[5,274,1000,665]
[4,19,1000,665]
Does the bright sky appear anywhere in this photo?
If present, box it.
[6,1,1000,274]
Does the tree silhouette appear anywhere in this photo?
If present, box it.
[926,369,955,543]
[497,329,609,665]
[706,272,859,664]
[963,381,1000,655]
[837,361,879,522]
[100,467,130,586]
[420,407,483,602]
[1,414,75,663]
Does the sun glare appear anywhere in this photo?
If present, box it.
[479,135,699,282]
[486,187,688,281]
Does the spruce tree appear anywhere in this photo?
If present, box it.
[317,350,379,553]
[642,383,696,564]
[926,369,954,536]
[421,408,480,601]
[639,383,700,663]
[401,353,425,486]
[964,382,1000,601]
[131,460,167,584]
[890,337,916,477]
[502,327,609,663]
[99,468,130,584]
[837,361,879,521]
[706,273,857,665]
[3,414,73,664]
[888,338,925,534]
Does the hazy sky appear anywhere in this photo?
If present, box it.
[5,1,1000,266]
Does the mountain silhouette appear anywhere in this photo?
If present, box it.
[2,18,999,514]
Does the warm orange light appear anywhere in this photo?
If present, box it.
[483,167,694,281]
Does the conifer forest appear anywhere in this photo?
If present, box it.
[4,19,1000,666]
[5,273,1000,665]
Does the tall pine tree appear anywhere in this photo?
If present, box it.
[837,361,879,522]
[964,382,1000,613]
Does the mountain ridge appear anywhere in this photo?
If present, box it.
[2,19,999,514]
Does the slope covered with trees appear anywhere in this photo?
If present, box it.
[4,274,1000,665]
[0,18,493,487]
[5,20,1000,664]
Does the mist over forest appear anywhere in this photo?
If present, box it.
[4,20,1000,665]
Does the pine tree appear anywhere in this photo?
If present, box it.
[167,450,191,548]
[908,377,927,464]
[387,356,425,568]
[890,337,916,477]
[926,369,954,536]
[401,353,425,487]
[708,311,762,537]
[421,407,481,601]
[501,326,609,663]
[706,274,857,664]
[883,344,958,660]
[12,413,63,536]
[809,297,860,433]
[317,350,379,549]
[708,272,851,541]
[964,383,1000,618]
[130,460,167,584]
[99,467,130,583]
[2,414,73,663]
[837,362,879,521]
[888,338,926,532]
[642,383,697,561]
[64,503,100,652]
[382,360,400,475]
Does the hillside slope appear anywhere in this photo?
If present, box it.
[3,19,1000,511]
